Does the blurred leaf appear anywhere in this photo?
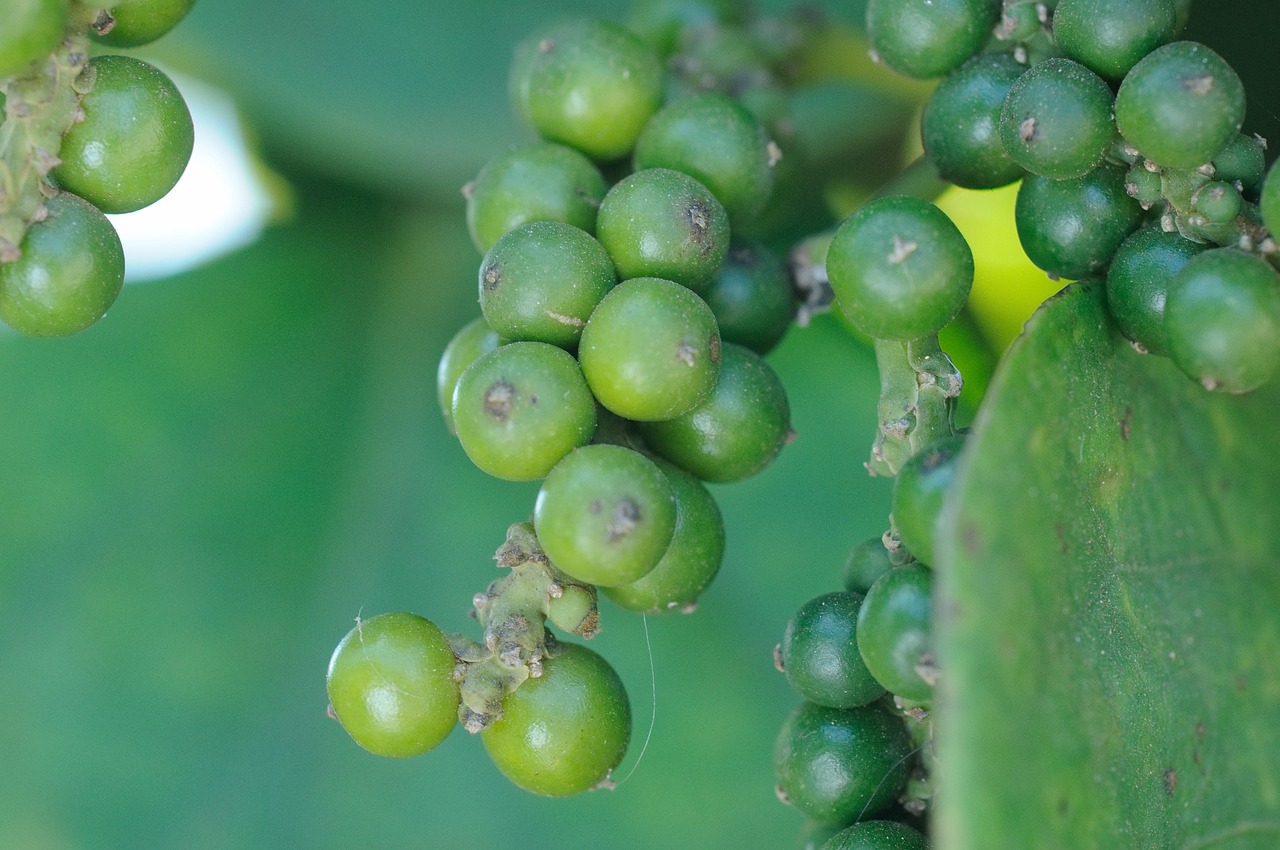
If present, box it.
[936,282,1280,849]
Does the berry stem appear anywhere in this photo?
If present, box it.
[868,336,961,477]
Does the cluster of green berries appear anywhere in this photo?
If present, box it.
[328,6,811,799]
[774,436,963,849]
[874,0,1280,395]
[0,0,196,337]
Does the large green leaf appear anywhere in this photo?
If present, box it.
[936,282,1280,849]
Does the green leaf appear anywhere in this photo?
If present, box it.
[936,281,1280,849]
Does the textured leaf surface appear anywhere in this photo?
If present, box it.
[936,282,1280,849]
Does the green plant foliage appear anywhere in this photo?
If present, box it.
[936,282,1280,849]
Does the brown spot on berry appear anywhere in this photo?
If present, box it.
[607,499,640,542]
[484,381,515,421]
[1184,74,1214,96]
[482,262,501,292]
[1019,116,1038,143]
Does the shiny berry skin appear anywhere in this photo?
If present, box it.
[603,460,725,613]
[481,642,631,796]
[781,592,886,709]
[92,0,198,48]
[827,196,973,340]
[1114,41,1245,169]
[577,276,721,421]
[921,52,1026,190]
[1105,227,1203,357]
[52,55,194,214]
[638,342,790,483]
[892,434,966,567]
[821,820,930,850]
[325,612,460,758]
[866,0,1001,80]
[998,58,1115,181]
[451,341,596,481]
[0,0,66,77]
[0,192,125,337]
[436,317,502,434]
[856,563,935,702]
[702,243,796,355]
[1052,0,1176,81]
[465,142,607,254]
[534,444,677,587]
[596,168,731,292]
[773,700,915,825]
[633,92,776,224]
[509,18,663,162]
[478,221,616,348]
[1165,248,1280,394]
[1015,165,1143,281]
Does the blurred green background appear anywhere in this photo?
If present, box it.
[1,2,1276,848]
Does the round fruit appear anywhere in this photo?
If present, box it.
[638,342,790,482]
[0,192,125,337]
[451,341,596,481]
[92,0,197,47]
[773,700,915,825]
[1211,134,1266,194]
[827,196,974,340]
[1015,165,1143,281]
[1052,0,1177,80]
[534,444,677,587]
[603,460,725,613]
[52,55,194,214]
[921,52,1026,190]
[857,564,935,702]
[478,221,616,348]
[0,0,66,78]
[596,168,731,292]
[577,276,721,421]
[633,91,775,224]
[481,642,631,796]
[892,434,966,567]
[998,58,1115,180]
[866,0,1001,80]
[509,18,663,161]
[436,317,502,434]
[781,592,886,709]
[465,142,607,253]
[843,537,895,595]
[821,820,930,850]
[1165,248,1280,394]
[1105,226,1203,357]
[702,243,796,355]
[325,612,460,758]
[1115,41,1245,169]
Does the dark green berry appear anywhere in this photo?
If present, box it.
[857,563,935,702]
[843,537,895,595]
[92,0,197,47]
[1211,134,1267,195]
[1052,0,1176,80]
[1263,161,1280,235]
[781,592,886,709]
[866,0,1002,80]
[1105,226,1204,357]
[1015,164,1144,280]
[998,58,1116,180]
[821,820,930,850]
[921,52,1027,190]
[702,243,796,355]
[892,435,965,568]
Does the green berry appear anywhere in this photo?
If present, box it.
[639,342,790,483]
[534,444,677,587]
[1015,164,1143,281]
[482,642,630,796]
[821,820,930,850]
[773,700,915,825]
[1211,134,1267,194]
[596,168,731,292]
[436,317,502,434]
[0,192,125,337]
[0,0,66,78]
[781,592,886,709]
[1192,180,1242,224]
[92,0,197,47]
[478,221,616,348]
[856,563,935,702]
[843,537,895,595]
[451,341,596,481]
[892,434,966,567]
[509,18,663,161]
[1165,248,1280,394]
[52,55,194,214]
[1105,226,1204,357]
[827,196,974,340]
[603,461,725,613]
[921,53,1026,190]
[702,243,796,355]
[998,58,1115,181]
[1263,161,1280,236]
[465,143,607,254]
[1052,0,1176,80]
[578,276,721,421]
[633,92,775,224]
[866,0,1002,80]
[1115,41,1245,169]
[325,612,460,758]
